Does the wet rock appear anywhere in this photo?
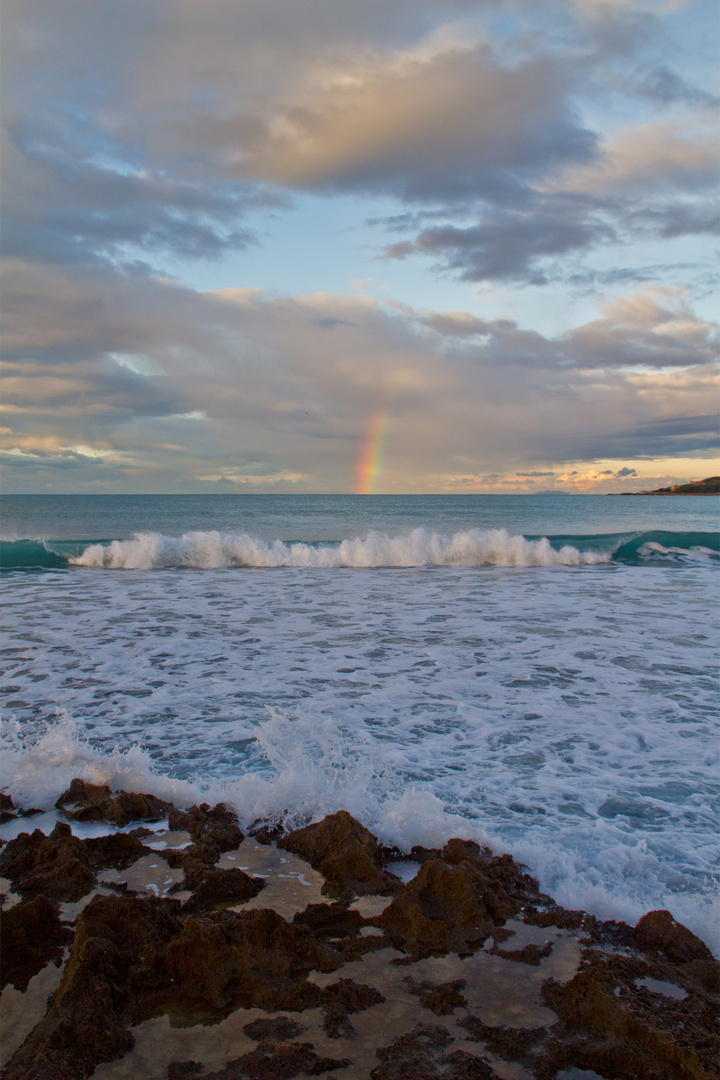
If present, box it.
[403,977,467,1015]
[292,900,363,940]
[166,803,244,866]
[409,845,441,864]
[279,811,393,895]
[3,894,184,1080]
[442,838,483,864]
[460,1016,545,1071]
[524,906,593,932]
[540,963,714,1080]
[178,1042,351,1078]
[178,861,266,911]
[248,818,287,845]
[168,1064,204,1080]
[0,821,147,901]
[0,895,74,991]
[0,791,17,822]
[631,909,715,965]
[162,906,341,1011]
[243,1017,306,1042]
[371,1023,499,1079]
[0,823,92,902]
[459,934,720,1080]
[321,978,385,1037]
[491,940,553,965]
[56,777,172,826]
[377,857,519,955]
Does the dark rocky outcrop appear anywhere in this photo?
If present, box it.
[377,856,519,956]
[491,940,553,965]
[0,822,147,901]
[178,862,266,912]
[3,895,343,1080]
[170,1042,351,1079]
[162,906,340,1012]
[164,803,245,869]
[462,923,719,1080]
[2,792,717,1080]
[279,811,396,895]
[631,908,716,965]
[321,978,385,1037]
[3,894,184,1080]
[539,960,715,1080]
[243,1017,306,1042]
[403,977,468,1015]
[292,899,363,940]
[0,895,74,990]
[56,778,172,826]
[0,791,16,823]
[371,1023,499,1079]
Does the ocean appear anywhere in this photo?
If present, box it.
[1,493,718,951]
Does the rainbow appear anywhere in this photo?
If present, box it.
[356,408,391,494]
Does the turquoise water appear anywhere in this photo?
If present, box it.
[1,492,717,542]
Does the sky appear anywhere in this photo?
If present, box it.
[2,0,718,495]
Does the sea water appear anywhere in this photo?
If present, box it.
[1,494,718,950]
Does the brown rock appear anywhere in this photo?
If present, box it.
[403,977,467,1015]
[3,893,183,1080]
[371,1023,499,1079]
[540,965,713,1080]
[0,823,96,902]
[377,857,518,955]
[523,907,588,931]
[459,1016,545,1070]
[0,895,73,991]
[442,838,483,864]
[248,818,287,845]
[56,778,172,826]
[321,978,385,1036]
[292,900,363,940]
[243,1017,306,1042]
[162,906,341,1011]
[179,861,265,911]
[492,941,553,965]
[0,821,147,902]
[279,811,391,894]
[631,909,715,964]
[180,1042,351,1079]
[166,802,244,866]
[0,791,16,823]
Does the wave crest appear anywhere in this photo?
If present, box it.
[71,528,609,569]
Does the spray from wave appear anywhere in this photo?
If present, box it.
[71,528,609,569]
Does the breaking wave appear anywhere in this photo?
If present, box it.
[1,528,717,570]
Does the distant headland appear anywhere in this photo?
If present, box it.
[613,476,719,495]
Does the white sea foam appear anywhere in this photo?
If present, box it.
[71,527,609,569]
[1,559,717,952]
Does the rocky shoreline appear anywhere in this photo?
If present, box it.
[1,781,717,1080]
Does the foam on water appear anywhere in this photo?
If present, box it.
[71,528,609,569]
[1,558,717,951]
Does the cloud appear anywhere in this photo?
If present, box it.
[384,196,615,283]
[555,122,718,197]
[2,255,717,491]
